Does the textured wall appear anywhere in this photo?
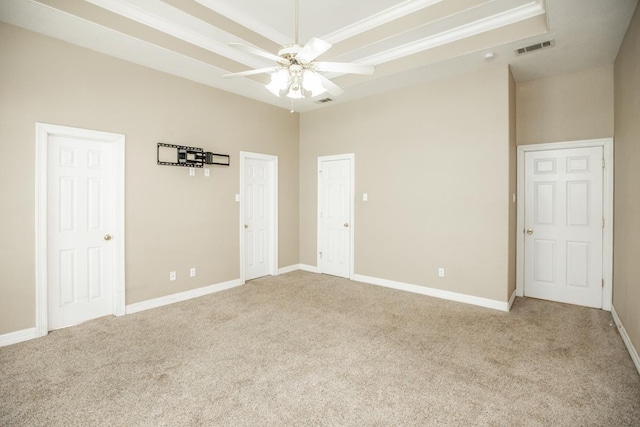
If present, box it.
[613,3,640,365]
[516,66,614,146]
[0,23,299,334]
[300,66,513,302]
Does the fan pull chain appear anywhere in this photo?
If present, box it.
[290,98,295,113]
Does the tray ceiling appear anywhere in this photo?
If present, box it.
[0,0,637,112]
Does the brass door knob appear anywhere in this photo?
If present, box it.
[244,224,248,229]
[344,223,349,228]
[526,229,533,235]
[104,234,112,241]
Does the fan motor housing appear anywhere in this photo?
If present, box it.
[278,45,302,58]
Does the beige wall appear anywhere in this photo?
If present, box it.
[508,69,517,299]
[613,4,640,365]
[516,66,614,145]
[300,66,513,302]
[0,23,299,335]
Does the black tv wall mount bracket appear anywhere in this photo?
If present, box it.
[157,143,230,167]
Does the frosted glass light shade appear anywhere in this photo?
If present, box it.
[302,70,327,97]
[265,69,290,97]
[287,86,303,99]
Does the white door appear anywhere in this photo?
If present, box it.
[524,146,603,308]
[48,135,115,329]
[244,158,272,280]
[318,157,352,279]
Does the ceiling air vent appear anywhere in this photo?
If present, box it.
[514,39,555,56]
[316,98,333,104]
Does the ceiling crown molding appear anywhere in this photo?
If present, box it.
[358,0,545,66]
[84,0,268,68]
[322,0,442,44]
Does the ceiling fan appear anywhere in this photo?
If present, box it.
[223,0,375,100]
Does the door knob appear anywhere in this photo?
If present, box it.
[526,229,533,235]
[104,234,112,241]
[344,223,349,228]
[244,224,248,229]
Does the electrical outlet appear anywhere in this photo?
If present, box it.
[438,268,445,278]
[169,271,176,281]
[190,267,196,277]
[204,168,210,177]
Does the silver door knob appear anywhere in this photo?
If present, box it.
[104,234,112,241]
[244,224,248,229]
[344,223,349,228]
[526,229,533,235]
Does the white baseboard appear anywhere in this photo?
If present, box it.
[352,274,510,312]
[611,305,640,376]
[298,264,318,273]
[278,264,300,274]
[125,279,243,315]
[0,327,38,347]
[508,289,517,311]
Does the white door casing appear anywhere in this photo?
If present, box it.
[516,139,613,311]
[240,152,278,283]
[318,154,354,279]
[36,123,125,336]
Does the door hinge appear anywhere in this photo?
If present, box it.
[602,218,605,228]
[319,252,323,259]
[602,278,604,287]
[602,158,605,169]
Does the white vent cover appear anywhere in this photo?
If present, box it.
[515,39,555,56]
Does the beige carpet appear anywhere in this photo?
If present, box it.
[1,271,639,426]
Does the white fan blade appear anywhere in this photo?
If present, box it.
[229,43,285,63]
[223,67,279,78]
[316,73,344,97]
[296,38,332,63]
[315,62,375,75]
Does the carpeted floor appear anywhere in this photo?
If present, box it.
[1,271,639,426]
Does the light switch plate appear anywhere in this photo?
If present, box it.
[189,167,195,176]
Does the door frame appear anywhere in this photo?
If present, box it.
[35,123,126,337]
[516,138,613,310]
[239,151,278,283]
[317,153,355,279]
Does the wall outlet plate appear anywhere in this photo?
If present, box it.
[170,271,176,281]
[190,267,196,277]
[438,268,445,277]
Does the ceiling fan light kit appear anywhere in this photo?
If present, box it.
[224,0,375,103]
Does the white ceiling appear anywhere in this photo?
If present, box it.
[0,0,637,112]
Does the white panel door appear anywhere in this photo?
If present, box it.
[244,158,271,280]
[524,147,603,308]
[48,135,115,329]
[319,159,351,278]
